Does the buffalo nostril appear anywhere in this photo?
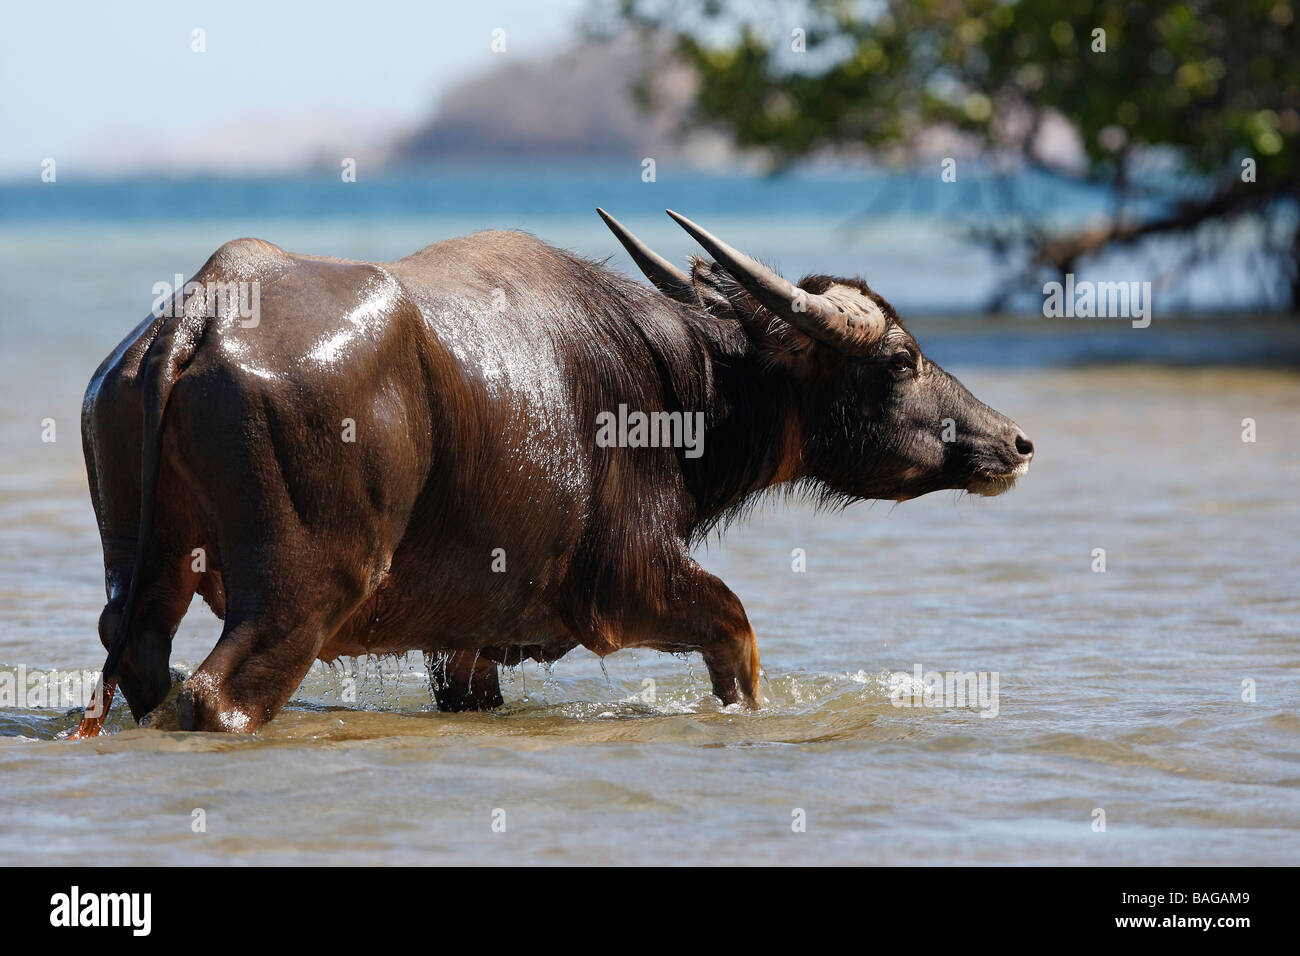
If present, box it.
[1015,433,1034,458]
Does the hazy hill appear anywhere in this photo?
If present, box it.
[394,39,736,167]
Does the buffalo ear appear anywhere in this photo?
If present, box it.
[667,209,884,354]
[691,258,827,371]
[686,257,733,313]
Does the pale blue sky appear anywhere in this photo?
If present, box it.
[0,0,589,177]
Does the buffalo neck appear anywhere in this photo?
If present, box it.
[676,312,806,537]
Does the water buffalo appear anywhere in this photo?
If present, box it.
[73,210,1032,736]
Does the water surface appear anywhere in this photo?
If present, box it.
[0,191,1297,865]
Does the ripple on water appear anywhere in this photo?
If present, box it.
[0,659,969,751]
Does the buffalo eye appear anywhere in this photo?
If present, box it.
[889,350,917,375]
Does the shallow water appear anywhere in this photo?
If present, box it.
[1,203,1298,865]
[2,359,1297,865]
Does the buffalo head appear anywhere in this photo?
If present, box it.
[598,208,1033,503]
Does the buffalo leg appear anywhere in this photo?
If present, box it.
[695,578,763,708]
[426,650,503,712]
[178,611,327,732]
[176,569,365,732]
[626,563,764,708]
